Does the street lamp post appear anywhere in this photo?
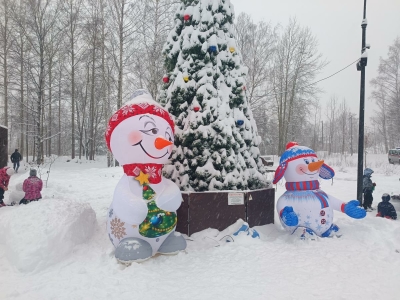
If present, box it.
[356,0,369,205]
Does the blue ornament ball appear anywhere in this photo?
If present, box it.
[150,215,163,226]
[236,120,244,126]
[209,46,217,53]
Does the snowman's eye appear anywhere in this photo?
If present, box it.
[311,158,315,162]
[141,128,159,135]
[304,159,310,164]
[165,132,173,142]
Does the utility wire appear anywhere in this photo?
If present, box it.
[255,57,362,100]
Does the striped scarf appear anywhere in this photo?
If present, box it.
[285,180,329,208]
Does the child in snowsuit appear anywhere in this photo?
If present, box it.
[363,168,375,211]
[20,169,43,205]
[376,193,397,220]
[0,167,15,207]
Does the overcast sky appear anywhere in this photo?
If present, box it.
[230,0,400,126]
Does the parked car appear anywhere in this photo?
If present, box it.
[388,148,400,164]
[260,156,274,167]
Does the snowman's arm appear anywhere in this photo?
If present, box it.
[113,183,148,224]
[326,193,346,213]
[153,178,182,212]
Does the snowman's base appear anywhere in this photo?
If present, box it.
[176,188,275,236]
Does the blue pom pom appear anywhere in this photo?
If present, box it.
[236,120,244,126]
[209,45,217,53]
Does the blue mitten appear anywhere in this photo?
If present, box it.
[344,200,366,219]
[280,206,299,226]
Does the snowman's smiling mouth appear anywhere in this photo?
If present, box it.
[299,168,318,176]
[133,141,169,159]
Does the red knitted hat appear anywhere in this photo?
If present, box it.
[105,91,174,150]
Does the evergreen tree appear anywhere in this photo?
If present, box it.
[159,0,266,191]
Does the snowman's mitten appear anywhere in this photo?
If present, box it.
[280,206,299,227]
[343,200,366,219]
[154,179,182,212]
[113,189,148,224]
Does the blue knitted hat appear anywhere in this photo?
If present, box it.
[279,142,317,165]
[273,142,335,184]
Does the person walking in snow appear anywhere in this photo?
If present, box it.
[0,167,15,207]
[20,169,43,205]
[376,193,397,220]
[363,168,375,211]
[10,149,22,173]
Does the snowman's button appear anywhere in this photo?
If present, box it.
[321,219,326,224]
[320,210,325,216]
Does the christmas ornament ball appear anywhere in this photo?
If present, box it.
[150,214,163,226]
[209,45,217,53]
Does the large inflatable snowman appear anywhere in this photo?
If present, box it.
[273,142,366,238]
[105,90,186,263]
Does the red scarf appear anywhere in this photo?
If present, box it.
[123,163,163,184]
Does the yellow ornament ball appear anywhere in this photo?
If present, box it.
[183,76,189,82]
[229,47,235,53]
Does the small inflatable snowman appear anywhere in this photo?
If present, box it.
[105,90,186,263]
[273,142,366,238]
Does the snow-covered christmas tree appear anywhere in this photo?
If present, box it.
[159,0,267,192]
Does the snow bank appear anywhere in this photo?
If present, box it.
[0,199,96,272]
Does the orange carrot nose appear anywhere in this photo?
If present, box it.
[155,137,173,150]
[308,160,324,172]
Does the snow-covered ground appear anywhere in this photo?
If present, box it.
[1,154,399,300]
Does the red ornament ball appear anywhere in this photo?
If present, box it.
[162,76,169,83]
[184,14,190,21]
[193,107,200,112]
[143,185,148,191]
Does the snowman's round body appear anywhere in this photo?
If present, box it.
[107,174,180,256]
[277,188,333,236]
[274,143,366,238]
[105,92,186,262]
[274,146,336,237]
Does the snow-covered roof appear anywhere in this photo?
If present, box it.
[0,124,8,129]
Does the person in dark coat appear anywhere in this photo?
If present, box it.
[376,193,397,220]
[10,149,22,173]
[363,168,375,211]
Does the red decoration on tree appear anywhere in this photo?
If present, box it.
[163,76,169,83]
[193,107,200,112]
[143,186,148,191]
[184,14,190,21]
[242,86,246,91]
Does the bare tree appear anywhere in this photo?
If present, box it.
[370,37,400,150]
[0,0,12,131]
[22,0,62,163]
[269,18,327,153]
[62,0,84,159]
[235,13,277,108]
